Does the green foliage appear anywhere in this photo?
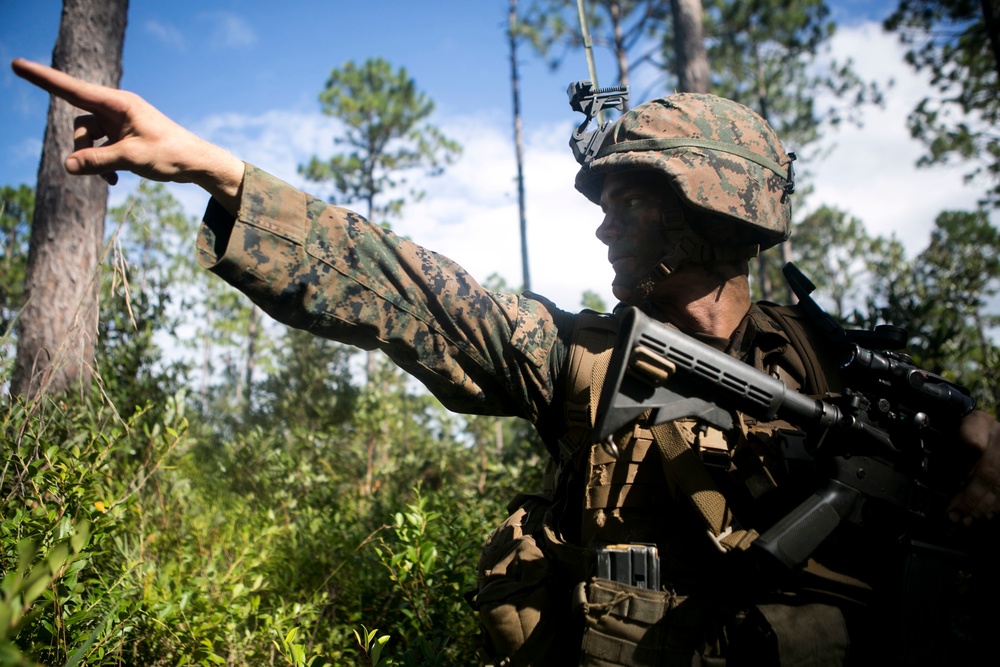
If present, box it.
[365,488,479,666]
[101,179,271,425]
[188,288,262,421]
[580,289,608,312]
[354,625,390,667]
[0,390,191,666]
[860,209,1000,410]
[106,181,197,289]
[99,182,193,420]
[300,58,461,226]
[792,205,872,314]
[518,0,666,92]
[252,328,358,433]
[1,175,518,665]
[0,368,516,665]
[698,0,883,144]
[96,274,182,420]
[795,203,1000,412]
[690,0,883,300]
[885,0,1000,206]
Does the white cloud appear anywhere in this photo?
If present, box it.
[199,12,258,49]
[155,21,996,317]
[806,21,994,254]
[195,109,340,178]
[144,20,186,51]
[399,114,616,310]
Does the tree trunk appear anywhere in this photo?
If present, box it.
[670,0,710,93]
[509,0,531,291]
[12,0,129,398]
[982,0,1000,87]
[244,305,260,416]
[608,1,632,103]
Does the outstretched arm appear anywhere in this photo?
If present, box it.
[11,58,245,215]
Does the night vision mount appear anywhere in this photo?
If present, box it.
[568,80,629,165]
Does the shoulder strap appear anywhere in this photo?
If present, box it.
[649,422,758,552]
[560,310,619,460]
[756,302,837,396]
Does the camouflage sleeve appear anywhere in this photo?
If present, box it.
[197,164,572,422]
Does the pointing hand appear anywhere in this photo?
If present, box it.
[11,58,245,214]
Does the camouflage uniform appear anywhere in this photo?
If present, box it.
[196,159,874,665]
[199,164,570,427]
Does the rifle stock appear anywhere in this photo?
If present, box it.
[593,306,856,443]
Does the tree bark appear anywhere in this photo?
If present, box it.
[12,0,129,398]
[670,0,710,93]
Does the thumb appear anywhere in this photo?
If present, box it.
[66,144,123,176]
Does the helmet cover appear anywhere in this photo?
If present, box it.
[575,93,794,249]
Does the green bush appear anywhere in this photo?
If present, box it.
[1,391,190,666]
[0,375,522,666]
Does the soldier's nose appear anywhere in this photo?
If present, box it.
[596,214,618,244]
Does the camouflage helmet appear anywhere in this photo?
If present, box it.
[575,93,795,250]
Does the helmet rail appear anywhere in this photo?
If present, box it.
[567,80,629,165]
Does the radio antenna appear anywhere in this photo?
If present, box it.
[576,0,604,124]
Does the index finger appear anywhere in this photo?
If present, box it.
[11,58,118,112]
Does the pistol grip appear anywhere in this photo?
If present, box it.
[753,480,863,569]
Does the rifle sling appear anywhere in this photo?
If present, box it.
[649,421,758,552]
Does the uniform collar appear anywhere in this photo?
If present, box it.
[725,303,792,361]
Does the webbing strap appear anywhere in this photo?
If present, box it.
[583,629,659,665]
[561,312,618,459]
[649,422,758,552]
[581,579,712,667]
[588,348,614,427]
[587,477,663,510]
[587,587,673,626]
[596,137,790,180]
[624,234,759,308]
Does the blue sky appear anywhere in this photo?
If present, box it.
[0,1,989,310]
[2,1,597,186]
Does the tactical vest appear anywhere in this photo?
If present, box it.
[475,303,855,667]
[554,303,842,553]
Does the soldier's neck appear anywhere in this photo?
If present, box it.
[647,264,752,340]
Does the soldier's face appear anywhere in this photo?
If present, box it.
[596,172,684,301]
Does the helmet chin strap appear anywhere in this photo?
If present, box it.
[620,228,760,307]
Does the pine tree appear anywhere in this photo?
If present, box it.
[299,58,461,227]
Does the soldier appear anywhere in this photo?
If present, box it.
[12,58,1000,666]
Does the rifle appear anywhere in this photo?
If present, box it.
[593,262,977,571]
